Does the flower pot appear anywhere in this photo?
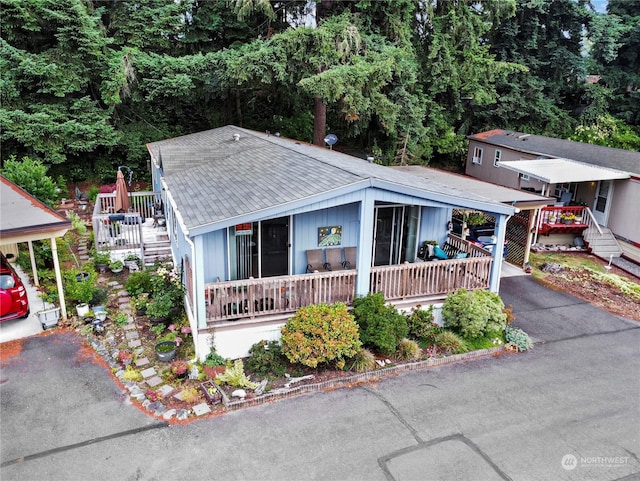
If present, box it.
[96,263,109,274]
[200,380,224,405]
[37,307,60,329]
[110,267,123,274]
[124,260,139,270]
[76,303,90,318]
[155,341,177,362]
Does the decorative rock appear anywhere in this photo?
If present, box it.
[125,331,139,340]
[255,379,268,396]
[188,366,200,380]
[146,401,163,412]
[542,262,564,273]
[173,391,185,401]
[192,403,211,416]
[163,409,177,420]
[176,409,189,420]
[231,389,247,398]
[283,375,314,388]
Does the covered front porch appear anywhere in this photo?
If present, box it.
[203,234,492,326]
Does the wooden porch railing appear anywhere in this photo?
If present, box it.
[205,270,357,323]
[205,235,493,323]
[537,206,588,235]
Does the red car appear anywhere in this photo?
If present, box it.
[0,253,30,322]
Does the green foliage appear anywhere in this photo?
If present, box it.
[125,271,153,296]
[406,305,442,344]
[442,289,507,339]
[113,312,129,327]
[215,359,259,389]
[203,349,226,368]
[505,326,533,352]
[435,331,468,355]
[0,156,60,206]
[145,291,173,319]
[349,348,376,372]
[64,268,97,304]
[246,340,287,377]
[352,293,407,356]
[396,338,421,361]
[121,366,143,382]
[281,302,361,369]
[94,251,111,266]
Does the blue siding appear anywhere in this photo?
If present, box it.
[200,230,227,282]
[419,207,453,247]
[293,203,359,273]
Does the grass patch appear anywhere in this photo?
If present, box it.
[463,336,498,351]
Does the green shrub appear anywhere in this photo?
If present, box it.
[396,338,421,361]
[203,349,226,368]
[505,326,534,351]
[64,267,98,304]
[281,302,361,369]
[125,271,153,296]
[442,289,507,339]
[435,330,468,354]
[246,340,287,377]
[352,292,407,355]
[349,348,376,372]
[406,305,442,343]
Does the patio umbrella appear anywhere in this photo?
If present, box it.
[114,169,130,213]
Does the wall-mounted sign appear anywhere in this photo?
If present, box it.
[318,225,342,247]
[235,222,253,235]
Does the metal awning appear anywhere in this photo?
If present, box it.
[497,158,630,184]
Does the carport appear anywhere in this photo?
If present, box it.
[0,176,71,320]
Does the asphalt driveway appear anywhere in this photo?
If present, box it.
[1,275,639,481]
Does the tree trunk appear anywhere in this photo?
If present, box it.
[313,96,327,146]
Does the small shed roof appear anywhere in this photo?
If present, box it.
[147,126,516,233]
[0,176,71,244]
[497,158,630,184]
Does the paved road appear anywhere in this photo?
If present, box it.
[1,276,639,481]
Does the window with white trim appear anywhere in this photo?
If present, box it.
[520,173,530,181]
[472,147,483,165]
[493,149,501,167]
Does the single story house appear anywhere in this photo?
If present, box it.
[139,126,519,359]
[465,130,640,261]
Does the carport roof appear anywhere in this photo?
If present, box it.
[0,176,71,244]
[497,158,630,184]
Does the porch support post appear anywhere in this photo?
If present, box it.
[355,190,376,296]
[490,213,508,293]
[193,235,207,330]
[50,236,68,321]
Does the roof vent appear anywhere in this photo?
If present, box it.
[367,156,374,163]
[518,134,531,140]
[233,133,240,141]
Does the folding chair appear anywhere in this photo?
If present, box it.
[306,249,327,273]
[342,247,357,269]
[324,248,344,271]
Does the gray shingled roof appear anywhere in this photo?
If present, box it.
[467,129,640,176]
[147,126,512,231]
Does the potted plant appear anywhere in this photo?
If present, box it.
[124,253,140,271]
[131,294,148,316]
[146,291,173,323]
[170,359,190,378]
[110,260,124,274]
[117,350,133,366]
[547,214,556,224]
[560,213,576,224]
[154,340,177,362]
[37,305,61,329]
[94,252,111,274]
[65,268,97,317]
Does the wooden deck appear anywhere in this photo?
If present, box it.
[205,235,493,326]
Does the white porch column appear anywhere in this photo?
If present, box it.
[193,235,206,330]
[355,190,376,296]
[50,237,67,320]
[489,213,509,293]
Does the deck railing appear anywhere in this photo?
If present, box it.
[205,270,357,323]
[205,235,493,324]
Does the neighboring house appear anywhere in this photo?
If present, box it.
[0,176,71,319]
[466,129,640,261]
[115,126,520,359]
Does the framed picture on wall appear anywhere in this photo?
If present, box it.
[318,225,342,247]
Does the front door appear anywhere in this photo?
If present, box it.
[230,216,290,280]
[593,180,613,226]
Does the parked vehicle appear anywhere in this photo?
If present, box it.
[0,253,30,322]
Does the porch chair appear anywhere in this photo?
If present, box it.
[342,247,357,269]
[324,248,344,271]
[306,249,327,273]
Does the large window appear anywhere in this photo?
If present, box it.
[229,216,290,280]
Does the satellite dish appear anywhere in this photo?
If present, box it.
[324,134,338,149]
